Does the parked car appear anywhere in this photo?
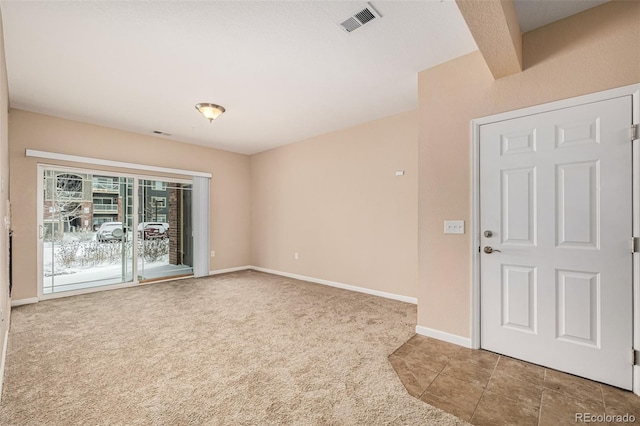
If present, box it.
[138,222,167,240]
[96,222,124,242]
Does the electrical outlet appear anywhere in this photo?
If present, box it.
[444,220,464,234]
[211,250,215,257]
[294,252,299,260]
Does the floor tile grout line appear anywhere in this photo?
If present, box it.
[393,338,638,425]
[388,335,413,358]
[416,345,461,400]
[537,368,546,426]
[599,384,606,413]
[469,354,501,423]
[394,354,426,399]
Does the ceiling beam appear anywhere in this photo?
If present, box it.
[456,0,522,79]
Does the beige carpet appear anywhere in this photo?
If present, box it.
[0,270,467,425]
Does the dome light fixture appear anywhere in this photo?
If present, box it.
[195,103,226,122]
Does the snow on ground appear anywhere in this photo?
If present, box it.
[43,233,192,294]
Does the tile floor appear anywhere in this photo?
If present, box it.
[389,335,640,425]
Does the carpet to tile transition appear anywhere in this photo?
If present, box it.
[0,270,467,425]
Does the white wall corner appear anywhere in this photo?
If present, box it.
[415,325,473,348]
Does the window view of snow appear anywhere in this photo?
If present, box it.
[42,170,193,294]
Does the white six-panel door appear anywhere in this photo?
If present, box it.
[480,96,633,389]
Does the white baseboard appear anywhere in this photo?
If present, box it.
[249,266,417,305]
[0,327,9,404]
[415,325,472,348]
[10,297,38,307]
[209,266,252,276]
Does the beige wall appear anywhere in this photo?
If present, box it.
[10,109,419,303]
[5,0,639,338]
[418,0,640,337]
[251,110,418,298]
[9,110,251,300]
[0,7,10,374]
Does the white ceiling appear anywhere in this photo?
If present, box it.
[514,0,609,33]
[0,1,610,155]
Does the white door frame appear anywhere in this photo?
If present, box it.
[471,83,640,395]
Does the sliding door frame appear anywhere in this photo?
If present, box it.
[37,163,193,300]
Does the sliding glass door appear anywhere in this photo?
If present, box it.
[40,166,194,296]
[137,179,193,281]
[42,169,134,294]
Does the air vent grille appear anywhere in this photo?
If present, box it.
[354,8,375,25]
[153,130,172,136]
[338,3,381,33]
[340,17,362,33]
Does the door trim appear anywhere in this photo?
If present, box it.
[470,83,640,395]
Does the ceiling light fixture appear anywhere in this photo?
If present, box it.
[195,103,226,122]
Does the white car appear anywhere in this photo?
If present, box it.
[96,222,123,242]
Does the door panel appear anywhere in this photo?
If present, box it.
[502,167,536,245]
[137,179,194,282]
[480,96,633,389]
[41,169,134,294]
[556,269,599,347]
[556,161,598,248]
[501,264,537,333]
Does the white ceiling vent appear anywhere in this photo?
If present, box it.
[338,3,382,33]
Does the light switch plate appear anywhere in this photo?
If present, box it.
[444,220,464,234]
